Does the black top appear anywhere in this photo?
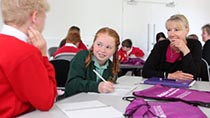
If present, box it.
[142,39,202,79]
[202,39,210,65]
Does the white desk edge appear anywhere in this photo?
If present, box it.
[18,76,210,118]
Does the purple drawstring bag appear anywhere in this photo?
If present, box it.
[133,84,210,107]
[124,97,207,118]
[123,58,145,66]
[124,97,149,118]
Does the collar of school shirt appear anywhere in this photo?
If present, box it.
[65,43,77,48]
[127,46,133,56]
[92,56,109,82]
[0,24,28,42]
[92,56,109,69]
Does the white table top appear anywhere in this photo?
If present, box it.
[18,76,210,118]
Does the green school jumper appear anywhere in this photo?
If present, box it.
[65,50,114,97]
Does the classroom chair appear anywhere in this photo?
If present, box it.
[54,52,76,61]
[50,59,70,89]
[48,46,58,57]
[198,58,210,81]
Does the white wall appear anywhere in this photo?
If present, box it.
[44,0,123,49]
[1,0,210,57]
[45,0,210,58]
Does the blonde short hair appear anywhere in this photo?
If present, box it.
[1,0,49,26]
[166,14,189,30]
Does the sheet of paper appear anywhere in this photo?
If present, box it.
[88,85,137,96]
[57,100,123,118]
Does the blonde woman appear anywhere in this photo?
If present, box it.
[142,14,202,81]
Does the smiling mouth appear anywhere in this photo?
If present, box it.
[98,53,106,58]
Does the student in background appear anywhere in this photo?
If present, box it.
[187,34,199,40]
[53,32,81,57]
[118,39,144,63]
[0,0,57,117]
[118,39,144,76]
[142,14,202,81]
[64,27,120,97]
[59,26,87,50]
[156,32,167,42]
[201,23,210,65]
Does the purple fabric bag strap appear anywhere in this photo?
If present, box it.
[124,97,207,118]
[133,84,210,107]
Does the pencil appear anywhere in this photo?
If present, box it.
[93,69,107,83]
